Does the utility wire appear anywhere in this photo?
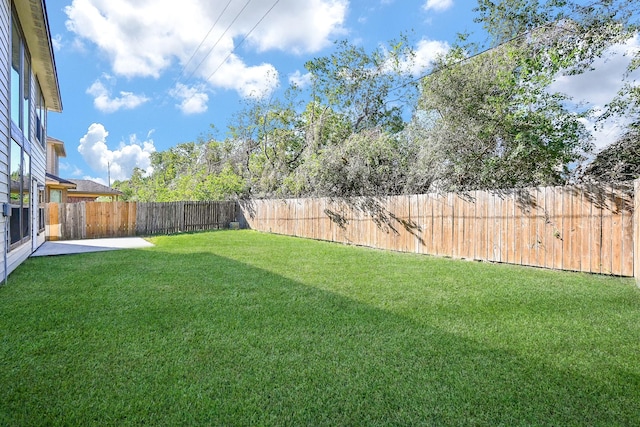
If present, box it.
[393,0,631,92]
[203,0,281,85]
[388,20,560,95]
[174,0,234,84]
[171,0,281,108]
[181,0,254,86]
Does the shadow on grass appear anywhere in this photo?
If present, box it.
[1,247,638,426]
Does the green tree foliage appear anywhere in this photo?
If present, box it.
[416,39,591,191]
[475,0,640,117]
[580,124,640,183]
[222,37,424,198]
[302,129,401,196]
[227,90,309,198]
[115,1,639,200]
[304,36,419,134]
[113,138,246,201]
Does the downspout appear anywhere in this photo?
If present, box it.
[1,200,11,285]
[3,219,7,285]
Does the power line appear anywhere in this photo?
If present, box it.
[203,0,281,86]
[389,20,560,95]
[181,0,254,86]
[174,0,234,84]
[174,0,281,108]
[394,0,631,92]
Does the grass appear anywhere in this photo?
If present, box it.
[1,230,639,425]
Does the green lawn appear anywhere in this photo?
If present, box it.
[1,230,639,426]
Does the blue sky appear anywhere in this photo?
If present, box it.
[45,0,638,185]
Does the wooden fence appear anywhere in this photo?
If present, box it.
[239,182,638,278]
[45,182,639,279]
[46,201,239,240]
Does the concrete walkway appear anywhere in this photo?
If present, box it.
[32,237,155,257]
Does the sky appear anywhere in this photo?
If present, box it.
[44,0,639,185]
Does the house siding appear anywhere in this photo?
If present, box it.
[31,105,45,250]
[0,0,10,280]
[0,0,55,279]
[46,140,54,173]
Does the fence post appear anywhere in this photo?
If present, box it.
[635,179,640,286]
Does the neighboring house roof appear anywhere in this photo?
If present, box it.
[45,173,77,189]
[68,180,123,197]
[47,136,67,158]
[14,0,62,112]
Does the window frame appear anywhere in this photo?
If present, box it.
[49,189,62,203]
[35,82,46,148]
[38,183,45,235]
[8,8,35,250]
[10,9,31,138]
[9,138,31,248]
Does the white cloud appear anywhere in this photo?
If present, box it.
[71,165,84,177]
[52,34,63,51]
[71,37,87,53]
[82,176,108,186]
[59,162,83,177]
[78,123,156,181]
[205,58,280,99]
[400,39,450,76]
[288,70,313,88]
[170,83,209,114]
[86,77,149,113]
[551,37,640,107]
[549,36,640,150]
[64,0,347,98]
[582,115,626,151]
[245,0,348,54]
[423,0,454,12]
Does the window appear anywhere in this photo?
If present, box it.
[10,23,20,126]
[35,84,46,147]
[10,11,32,138]
[9,9,42,249]
[49,189,62,203]
[22,50,30,139]
[38,186,45,234]
[10,139,30,246]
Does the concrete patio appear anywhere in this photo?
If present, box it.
[32,237,155,257]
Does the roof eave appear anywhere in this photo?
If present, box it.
[45,172,76,188]
[14,0,62,113]
[47,137,67,157]
[67,192,123,197]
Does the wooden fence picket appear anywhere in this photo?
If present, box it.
[45,181,640,280]
[239,183,636,278]
[46,201,238,240]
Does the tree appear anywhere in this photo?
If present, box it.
[581,124,640,183]
[474,0,640,119]
[304,36,419,135]
[277,37,423,197]
[114,137,248,202]
[113,167,147,201]
[302,129,407,197]
[222,37,423,198]
[414,36,591,191]
[225,89,308,197]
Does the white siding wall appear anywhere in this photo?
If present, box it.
[31,93,46,251]
[0,0,50,279]
[0,0,10,281]
[46,141,54,174]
